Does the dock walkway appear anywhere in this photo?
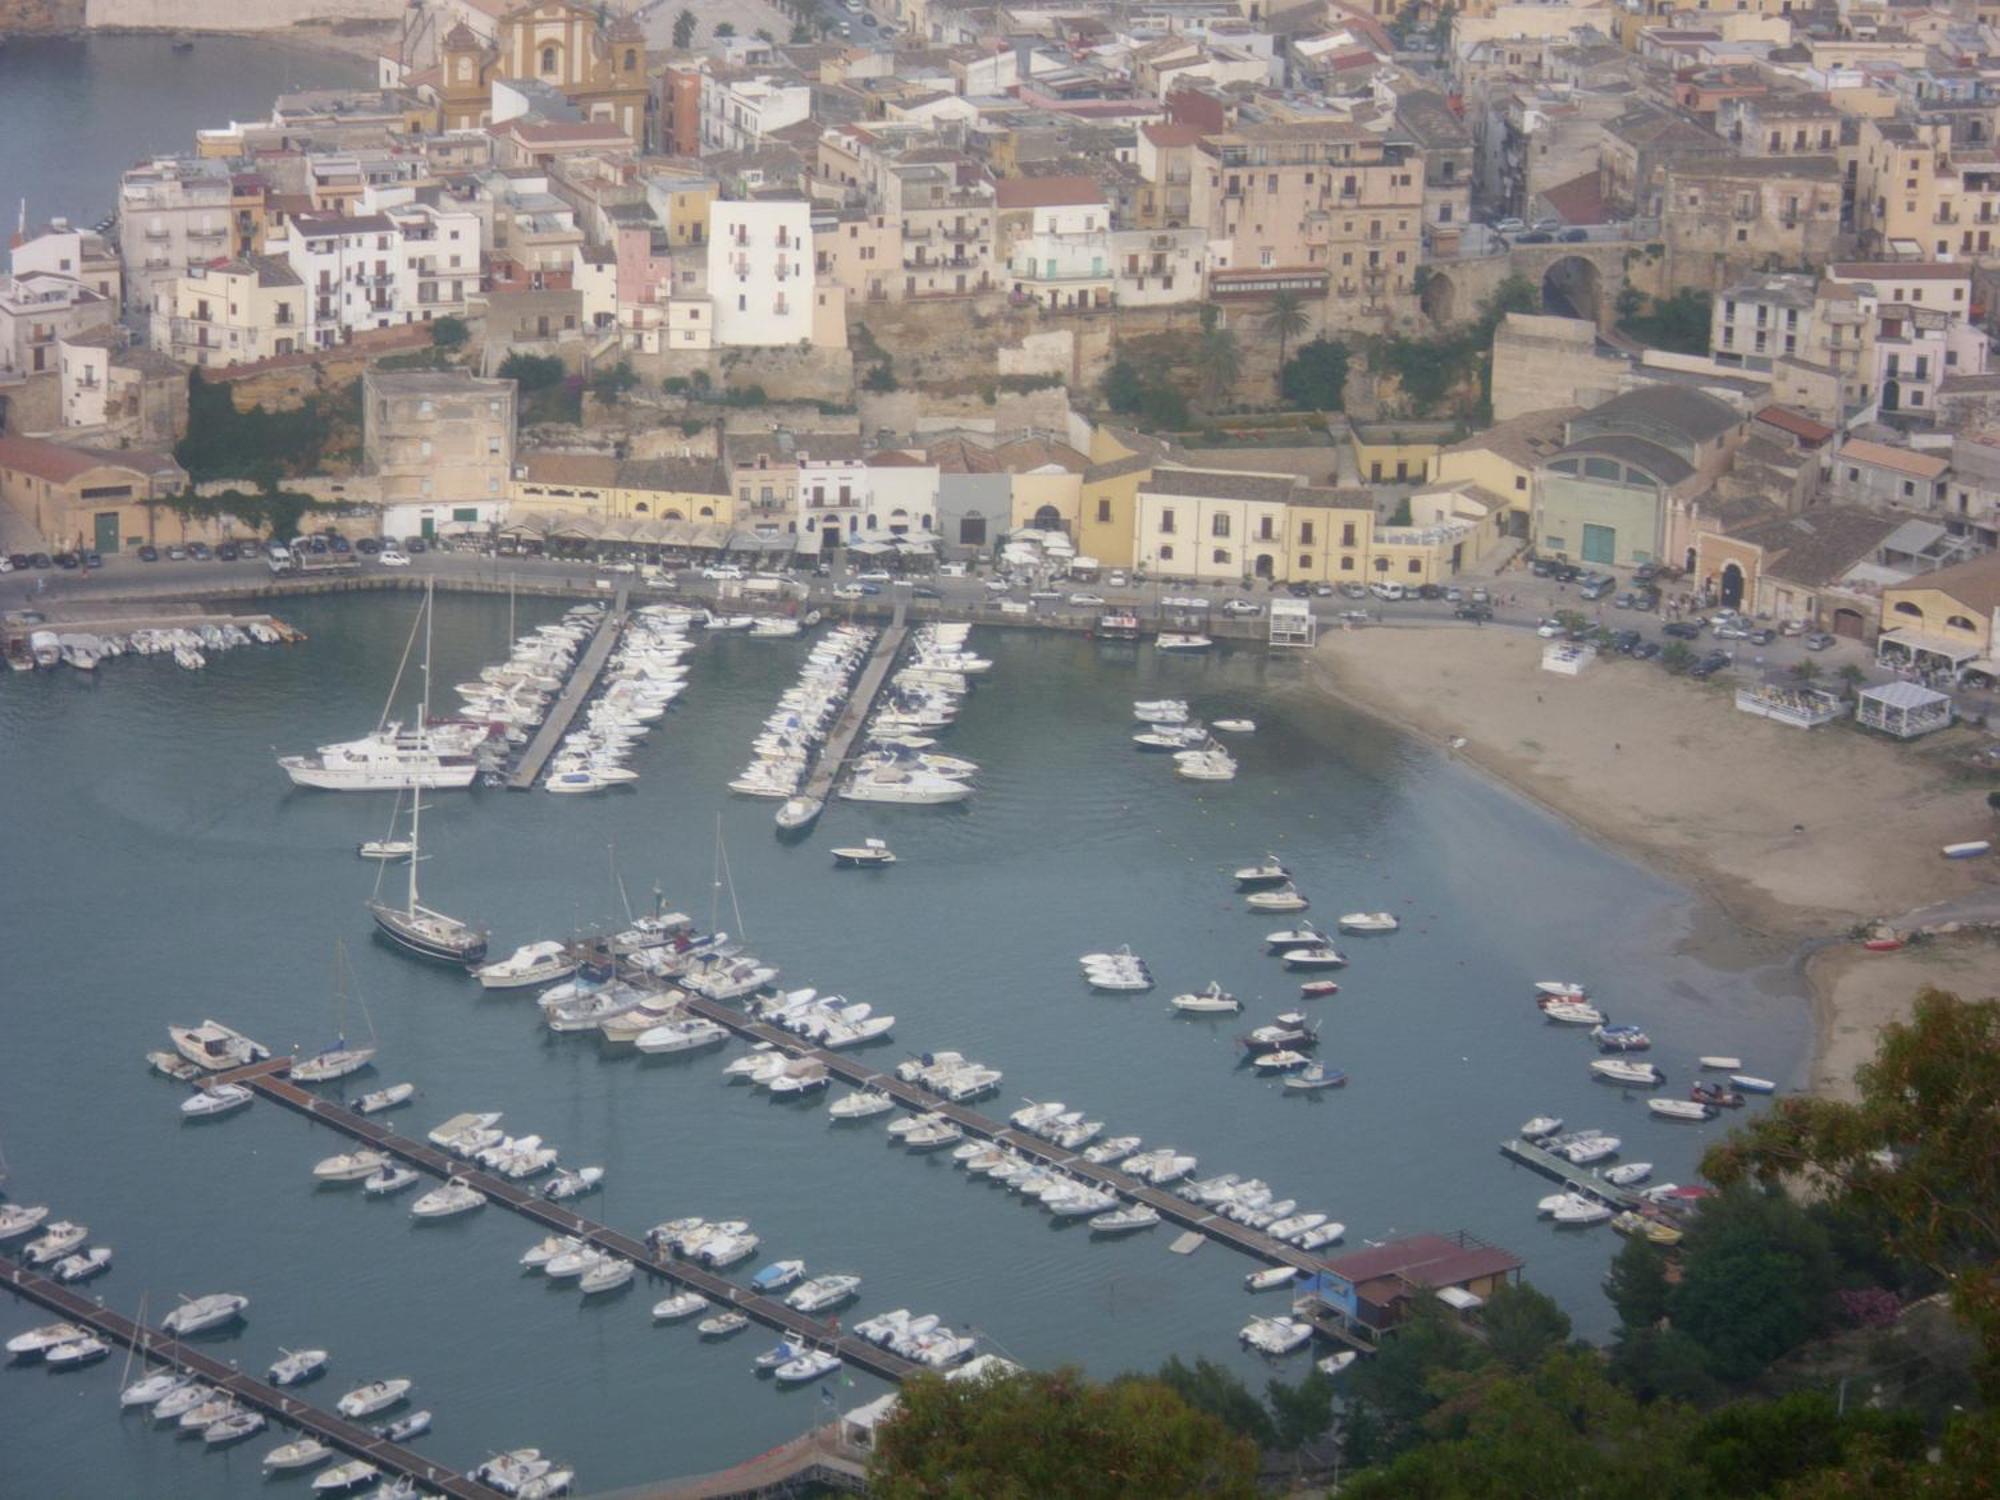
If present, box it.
[797,624,906,806]
[0,1257,496,1498]
[1497,1137,1643,1209]
[216,1063,919,1385]
[671,997,1328,1276]
[505,584,630,790]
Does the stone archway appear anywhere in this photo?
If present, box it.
[1253,552,1276,579]
[1421,271,1457,327]
[1540,256,1603,323]
[1720,562,1745,609]
[1833,606,1867,639]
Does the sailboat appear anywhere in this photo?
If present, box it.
[279,582,482,790]
[291,941,378,1082]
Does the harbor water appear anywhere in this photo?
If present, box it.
[0,596,1809,1494]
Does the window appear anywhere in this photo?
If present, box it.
[1514,475,1527,491]
[1948,614,1977,631]
[1211,513,1231,539]
[1340,555,1354,571]
[1096,498,1112,523]
[1159,508,1176,534]
[1341,521,1357,547]
[1903,481,1916,498]
[1158,544,1174,561]
[1891,600,1922,618]
[1299,521,1315,545]
[1407,559,1421,574]
[1297,554,1312,569]
[1213,548,1231,565]
[540,45,558,73]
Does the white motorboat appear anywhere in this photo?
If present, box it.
[161,1293,249,1336]
[653,1291,708,1321]
[579,1257,635,1295]
[356,1082,416,1114]
[1591,1059,1664,1087]
[426,1110,502,1146]
[1283,1062,1346,1091]
[1533,981,1588,1000]
[312,1459,382,1492]
[0,1202,49,1240]
[1731,1074,1777,1093]
[151,1382,217,1421]
[54,1247,113,1284]
[1245,1265,1299,1292]
[205,1409,267,1447]
[177,1393,237,1431]
[270,1348,331,1386]
[776,796,824,832]
[1240,1316,1312,1355]
[364,1166,421,1196]
[831,838,896,868]
[1558,1134,1620,1166]
[1267,1211,1326,1241]
[358,840,414,861]
[313,1150,391,1183]
[8,1322,88,1357]
[476,941,577,991]
[828,1088,895,1121]
[121,1371,190,1408]
[750,1259,807,1293]
[774,1348,843,1385]
[1156,633,1213,653]
[280,723,478,793]
[1251,1048,1311,1074]
[543,1166,605,1201]
[1699,1055,1743,1071]
[1552,1197,1614,1227]
[840,768,973,805]
[1521,1116,1563,1139]
[23,1221,88,1265]
[1085,965,1154,993]
[1174,749,1237,781]
[521,1234,585,1271]
[785,1274,862,1313]
[1282,943,1348,971]
[1233,855,1290,887]
[1132,698,1190,724]
[1648,1098,1716,1122]
[45,1337,110,1369]
[1211,719,1256,733]
[378,1409,432,1443]
[1246,884,1308,912]
[635,1018,729,1054]
[1336,911,1399,933]
[181,1083,254,1119]
[902,1116,964,1151]
[1602,1161,1653,1186]
[168,1019,270,1072]
[335,1378,412,1419]
[697,1311,749,1337]
[1317,1351,1357,1377]
[1170,982,1241,1015]
[264,1438,333,1473]
[1294,1221,1346,1249]
[410,1181,484,1220]
[1083,1135,1142,1165]
[1087,1205,1159,1234]
[1541,1001,1605,1026]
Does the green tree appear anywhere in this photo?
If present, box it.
[1341,1295,1486,1465]
[1693,1391,1923,1499]
[1388,496,1414,526]
[672,7,697,46]
[862,361,898,393]
[1151,1355,1275,1446]
[1792,656,1823,682]
[1261,289,1311,389]
[1197,313,1241,409]
[1481,1281,1571,1372]
[1668,1184,1837,1383]
[497,351,566,391]
[1605,1234,1672,1330]
[588,360,638,404]
[754,26,773,40]
[790,22,813,41]
[1280,336,1349,411]
[1102,359,1146,414]
[715,20,735,36]
[1138,379,1190,430]
[430,315,469,351]
[1837,662,1867,694]
[1662,640,1696,674]
[1606,1326,1720,1406]
[1704,989,2000,1397]
[1619,288,1714,356]
[1265,1369,1336,1478]
[870,1367,1258,1499]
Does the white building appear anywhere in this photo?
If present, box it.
[1000,179,1113,311]
[116,157,235,319]
[1110,226,1206,306]
[265,199,483,349]
[701,75,813,154]
[706,199,815,347]
[865,451,940,538]
[795,435,871,551]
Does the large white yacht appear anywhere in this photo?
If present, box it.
[278,722,482,791]
[168,1019,270,1072]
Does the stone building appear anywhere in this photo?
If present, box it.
[438,2,649,143]
[361,369,518,536]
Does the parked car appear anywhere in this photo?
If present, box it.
[1554,564,1582,583]
[355,537,381,555]
[1312,582,1336,597]
[983,578,1011,593]
[1454,604,1494,622]
[1416,583,1444,600]
[1662,620,1702,639]
[833,583,866,600]
[1803,631,1836,651]
[1444,586,1464,602]
[1712,622,1751,640]
[1559,228,1590,243]
[188,542,212,561]
[1368,581,1406,602]
[28,552,52,568]
[1529,558,1555,578]
[379,548,411,568]
[1579,578,1613,601]
[1339,581,1368,599]
[404,536,428,554]
[910,585,941,599]
[304,537,328,555]
[1469,587,1490,604]
[1065,591,1105,606]
[82,551,103,569]
[54,552,79,569]
[1106,570,1129,587]
[215,543,238,562]
[1516,231,1554,244]
[137,545,159,562]
[1689,651,1732,679]
[1611,629,1642,653]
[1748,628,1776,647]
[1630,640,1661,661]
[236,539,260,558]
[1287,581,1313,598]
[938,561,967,578]
[1536,619,1565,638]
[1613,592,1637,610]
[1222,598,1262,616]
[329,535,352,555]
[857,582,882,595]
[1492,217,1526,235]
[855,569,892,583]
[701,564,744,580]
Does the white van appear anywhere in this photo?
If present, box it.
[266,543,294,575]
[1368,580,1406,602]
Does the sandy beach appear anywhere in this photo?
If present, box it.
[1804,937,1999,1099]
[1308,624,2000,1088]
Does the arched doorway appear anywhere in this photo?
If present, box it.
[1683,546,1697,574]
[1421,271,1456,327]
[1833,606,1867,639]
[1882,378,1901,413]
[1032,504,1065,533]
[1540,256,1603,324]
[1720,562,1745,609]
[1253,553,1275,579]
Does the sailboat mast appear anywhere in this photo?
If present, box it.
[408,791,422,914]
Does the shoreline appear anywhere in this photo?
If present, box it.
[9,23,390,66]
[1301,625,2000,1096]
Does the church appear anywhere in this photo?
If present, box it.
[439,1,650,145]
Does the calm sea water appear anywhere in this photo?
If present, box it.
[0,35,370,229]
[0,597,1809,1494]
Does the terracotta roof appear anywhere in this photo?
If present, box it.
[1728,507,1900,588]
[1887,550,2000,615]
[620,457,729,495]
[1141,467,1297,504]
[518,452,621,488]
[867,449,930,467]
[1829,261,1971,280]
[1839,438,1949,480]
[993,175,1104,209]
[926,436,1001,474]
[1536,171,1607,226]
[991,436,1087,472]
[0,434,181,485]
[1141,122,1203,148]
[1754,405,1834,445]
[1083,453,1152,483]
[1325,1233,1524,1290]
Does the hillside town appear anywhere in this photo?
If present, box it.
[10,0,2000,669]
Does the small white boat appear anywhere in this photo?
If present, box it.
[364,1166,421,1196]
[1541,1001,1605,1026]
[829,1089,895,1120]
[1730,1074,1777,1093]
[378,1409,431,1443]
[1602,1162,1653,1187]
[521,1235,585,1271]
[831,838,896,868]
[1245,1265,1298,1292]
[9,1322,87,1358]
[45,1337,111,1369]
[121,1371,189,1408]
[270,1348,331,1386]
[1558,1134,1620,1165]
[205,1409,267,1446]
[1317,1351,1357,1377]
[1083,1135,1142,1165]
[1283,1062,1346,1091]
[313,1149,391,1183]
[1698,1056,1743,1072]
[312,1459,381,1492]
[1211,719,1256,733]
[335,1378,412,1418]
[1534,981,1588,1000]
[1087,1205,1159,1234]
[1155,633,1213,652]
[181,1084,254,1119]
[410,1180,484,1220]
[0,1203,50,1240]
[1282,945,1347,970]
[426,1111,502,1146]
[579,1257,635,1295]
[263,1437,333,1472]
[151,1382,216,1421]
[53,1247,113,1284]
[24,1222,89,1265]
[697,1311,749,1337]
[776,796,824,832]
[1251,1048,1311,1073]
[1233,855,1290,887]
[1337,911,1399,933]
[1132,698,1190,723]
[750,1259,807,1293]
[1240,1316,1312,1355]
[160,1292,250,1336]
[653,1291,708,1321]
[1942,840,1991,859]
[356,1082,416,1114]
[1591,1059,1663,1087]
[1170,982,1241,1015]
[1552,1196,1613,1226]
[1648,1098,1715,1122]
[543,1166,605,1201]
[358,840,415,861]
[1520,1116,1563,1139]
[475,940,577,991]
[785,1273,862,1313]
[774,1348,843,1385]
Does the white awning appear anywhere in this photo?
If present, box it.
[1877,628,1979,664]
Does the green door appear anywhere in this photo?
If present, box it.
[420,515,436,539]
[93,512,121,553]
[1581,523,1616,565]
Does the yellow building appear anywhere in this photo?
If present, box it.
[1348,421,1451,486]
[512,452,734,523]
[1135,468,1300,583]
[1000,437,1090,533]
[0,433,189,553]
[439,3,649,142]
[1432,406,1578,530]
[157,255,306,368]
[1878,551,2000,675]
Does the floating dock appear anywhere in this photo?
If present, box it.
[670,995,1329,1275]
[1497,1137,1644,1209]
[504,584,630,790]
[0,1255,496,1498]
[208,1059,920,1385]
[796,624,907,807]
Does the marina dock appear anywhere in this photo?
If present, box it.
[1497,1137,1643,1209]
[504,583,631,790]
[0,1256,496,1499]
[669,996,1329,1276]
[796,623,907,806]
[210,1060,921,1385]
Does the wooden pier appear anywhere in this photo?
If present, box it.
[0,1256,498,1498]
[796,624,907,807]
[504,584,630,790]
[1497,1137,1643,1209]
[211,1061,920,1385]
[670,995,1330,1276]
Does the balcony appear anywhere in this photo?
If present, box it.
[143,227,171,242]
[188,225,227,241]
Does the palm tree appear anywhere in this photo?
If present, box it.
[1261,290,1310,394]
[672,7,697,47]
